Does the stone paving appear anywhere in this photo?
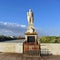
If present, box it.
[0,53,60,60]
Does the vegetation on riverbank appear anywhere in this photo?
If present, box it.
[0,35,17,41]
[0,35,60,43]
[39,36,60,43]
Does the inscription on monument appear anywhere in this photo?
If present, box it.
[27,36,35,43]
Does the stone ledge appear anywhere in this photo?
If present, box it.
[25,32,37,35]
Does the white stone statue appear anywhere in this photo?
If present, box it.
[27,9,34,25]
[27,9,35,33]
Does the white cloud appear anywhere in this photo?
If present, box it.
[3,22,8,25]
[0,21,26,27]
[20,25,26,28]
[0,21,27,36]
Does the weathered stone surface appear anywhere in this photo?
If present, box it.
[0,43,23,53]
[41,43,60,55]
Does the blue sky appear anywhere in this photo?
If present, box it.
[0,0,60,36]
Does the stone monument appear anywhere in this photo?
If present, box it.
[25,9,37,42]
[23,9,40,56]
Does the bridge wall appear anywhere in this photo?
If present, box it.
[0,43,60,55]
[0,43,23,53]
[41,43,60,55]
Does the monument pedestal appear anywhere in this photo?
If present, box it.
[23,32,40,56]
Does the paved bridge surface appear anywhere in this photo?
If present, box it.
[0,53,60,60]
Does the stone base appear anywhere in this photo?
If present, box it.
[24,32,40,56]
[23,42,40,54]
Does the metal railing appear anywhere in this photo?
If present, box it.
[24,50,41,57]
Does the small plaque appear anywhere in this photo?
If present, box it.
[27,36,35,43]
